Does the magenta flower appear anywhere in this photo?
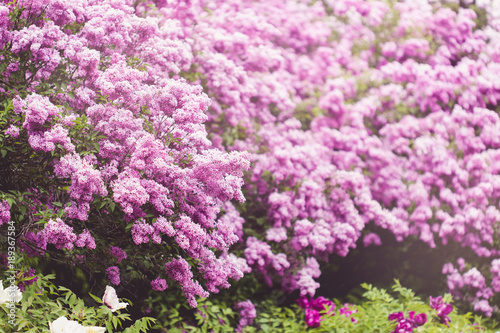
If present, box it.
[339,304,358,322]
[413,313,427,326]
[388,312,404,322]
[296,296,310,309]
[305,308,321,328]
[429,296,443,309]
[297,295,336,328]
[429,296,453,325]
[311,296,335,314]
[389,311,427,332]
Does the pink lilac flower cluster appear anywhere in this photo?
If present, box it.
[106,266,121,286]
[0,200,10,225]
[40,219,78,250]
[164,257,209,307]
[297,296,335,328]
[388,311,427,333]
[109,246,127,264]
[151,277,168,292]
[13,94,74,153]
[442,259,496,317]
[235,300,257,332]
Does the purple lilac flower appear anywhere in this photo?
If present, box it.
[109,246,127,264]
[4,125,19,138]
[106,266,120,285]
[236,300,257,332]
[0,200,10,225]
[151,277,168,291]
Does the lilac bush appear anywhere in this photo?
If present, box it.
[0,0,249,308]
[1,0,500,319]
[191,0,500,315]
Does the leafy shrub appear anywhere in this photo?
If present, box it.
[0,272,154,332]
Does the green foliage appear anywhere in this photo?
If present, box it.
[249,299,303,333]
[0,273,155,333]
[147,294,238,332]
[145,280,498,332]
[312,281,498,333]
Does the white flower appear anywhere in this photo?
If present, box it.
[49,317,85,333]
[85,327,106,333]
[0,280,22,304]
[102,285,127,312]
[49,316,106,333]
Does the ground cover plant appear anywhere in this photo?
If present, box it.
[1,0,500,331]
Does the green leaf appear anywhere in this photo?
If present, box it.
[89,293,103,304]
[106,321,113,333]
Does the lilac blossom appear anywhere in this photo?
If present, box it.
[235,300,257,332]
[151,277,168,292]
[0,201,10,225]
[106,266,121,286]
[109,246,127,264]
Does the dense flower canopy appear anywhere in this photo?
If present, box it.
[1,0,500,317]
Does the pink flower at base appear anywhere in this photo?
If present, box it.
[429,296,453,325]
[388,311,427,332]
[297,295,336,328]
[414,313,427,326]
[296,296,310,309]
[339,303,358,322]
[305,308,321,328]
[388,312,404,322]
[311,296,335,317]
